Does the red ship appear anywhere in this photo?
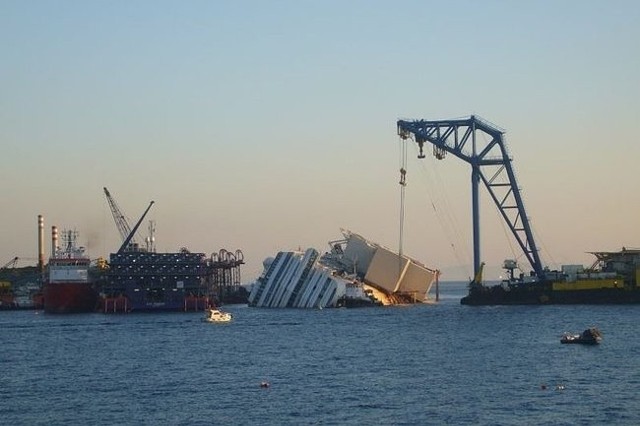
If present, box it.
[43,229,97,313]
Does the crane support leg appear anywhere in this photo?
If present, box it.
[472,164,481,278]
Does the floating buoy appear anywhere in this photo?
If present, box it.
[555,384,565,391]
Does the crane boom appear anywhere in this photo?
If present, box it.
[1,257,19,269]
[103,187,135,244]
[397,115,545,282]
[118,201,155,254]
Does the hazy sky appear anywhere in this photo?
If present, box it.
[2,1,639,282]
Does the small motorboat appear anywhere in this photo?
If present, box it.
[203,307,233,323]
[561,327,602,344]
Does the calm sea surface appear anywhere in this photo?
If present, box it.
[2,282,640,425]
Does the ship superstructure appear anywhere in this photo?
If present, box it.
[43,229,97,313]
[249,248,353,308]
[248,230,438,308]
[103,249,211,312]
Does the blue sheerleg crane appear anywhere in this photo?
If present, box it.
[397,116,545,283]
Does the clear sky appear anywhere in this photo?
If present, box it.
[2,0,639,282]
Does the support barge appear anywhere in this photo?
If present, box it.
[461,248,640,305]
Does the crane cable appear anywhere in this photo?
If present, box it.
[413,144,473,278]
[532,224,556,271]
[399,136,408,276]
[496,203,521,270]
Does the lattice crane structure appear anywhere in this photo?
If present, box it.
[1,257,19,269]
[397,115,545,283]
[104,187,134,244]
[103,187,154,254]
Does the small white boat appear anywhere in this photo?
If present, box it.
[203,307,233,323]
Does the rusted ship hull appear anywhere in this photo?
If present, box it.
[43,282,98,313]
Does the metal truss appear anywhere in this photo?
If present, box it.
[397,115,544,280]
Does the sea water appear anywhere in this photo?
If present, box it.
[2,282,640,425]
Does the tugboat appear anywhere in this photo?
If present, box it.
[561,327,603,345]
[43,229,98,313]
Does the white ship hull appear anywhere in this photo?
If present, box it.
[249,230,438,308]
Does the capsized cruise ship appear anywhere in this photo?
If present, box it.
[248,230,439,308]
